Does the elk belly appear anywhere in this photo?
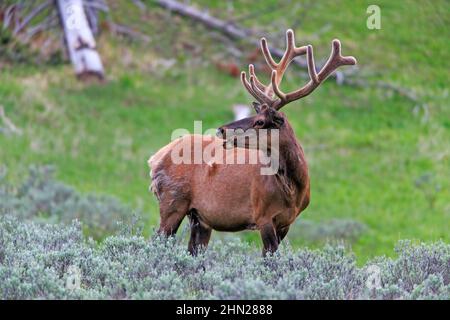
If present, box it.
[190,162,262,232]
[192,196,255,232]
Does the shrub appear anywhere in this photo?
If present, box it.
[0,166,136,239]
[290,218,367,244]
[0,216,448,300]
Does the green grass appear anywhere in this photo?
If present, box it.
[1,0,449,262]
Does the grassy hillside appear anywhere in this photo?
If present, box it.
[0,0,449,263]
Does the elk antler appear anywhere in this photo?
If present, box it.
[241,29,357,110]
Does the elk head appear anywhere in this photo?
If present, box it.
[217,29,357,147]
[217,102,285,148]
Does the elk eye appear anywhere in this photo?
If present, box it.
[255,120,264,126]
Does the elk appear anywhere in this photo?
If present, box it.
[148,29,356,256]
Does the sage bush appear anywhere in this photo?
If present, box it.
[290,218,368,244]
[0,166,135,238]
[0,216,448,300]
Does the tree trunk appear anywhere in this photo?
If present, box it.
[56,0,104,80]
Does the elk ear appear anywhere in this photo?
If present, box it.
[273,113,285,127]
[252,102,261,113]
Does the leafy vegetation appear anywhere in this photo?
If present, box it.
[0,0,449,265]
[0,166,135,239]
[0,216,448,299]
[0,166,366,245]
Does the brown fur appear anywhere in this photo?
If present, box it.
[148,108,310,256]
[148,30,355,256]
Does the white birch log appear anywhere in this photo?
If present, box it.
[56,0,104,80]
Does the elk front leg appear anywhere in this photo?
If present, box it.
[188,211,212,256]
[260,222,279,256]
[158,211,186,237]
[158,202,189,237]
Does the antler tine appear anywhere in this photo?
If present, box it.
[281,30,308,63]
[240,71,273,105]
[240,30,357,111]
[271,70,286,102]
[271,43,316,105]
[240,72,260,101]
[306,45,319,84]
[248,64,266,92]
[250,76,273,105]
[316,39,356,82]
[285,29,295,52]
[273,38,357,110]
[259,29,309,101]
[260,37,278,69]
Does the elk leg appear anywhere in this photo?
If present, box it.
[188,210,212,256]
[158,205,188,237]
[276,226,290,244]
[260,222,279,256]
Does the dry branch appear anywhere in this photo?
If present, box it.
[154,0,427,116]
[0,105,22,136]
[154,0,356,83]
[13,0,52,35]
[110,23,151,43]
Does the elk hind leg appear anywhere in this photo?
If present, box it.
[260,222,279,256]
[276,225,290,244]
[187,210,212,256]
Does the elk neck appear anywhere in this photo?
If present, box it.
[266,114,309,205]
[278,116,307,186]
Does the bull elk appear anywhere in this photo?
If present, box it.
[148,30,356,256]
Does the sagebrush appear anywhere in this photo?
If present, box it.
[0,165,367,244]
[0,216,448,300]
[0,166,135,238]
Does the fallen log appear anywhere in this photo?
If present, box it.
[154,0,355,82]
[56,0,104,80]
[154,0,425,115]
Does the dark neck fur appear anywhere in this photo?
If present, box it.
[277,116,308,189]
